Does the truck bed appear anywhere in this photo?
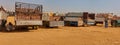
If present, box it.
[15,20,42,26]
[15,2,43,26]
[43,21,64,27]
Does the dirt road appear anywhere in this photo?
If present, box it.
[0,26,120,45]
[0,16,120,45]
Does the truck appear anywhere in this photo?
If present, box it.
[64,12,96,26]
[111,15,120,27]
[42,13,64,27]
[94,13,105,25]
[87,13,96,25]
[5,2,43,31]
[0,6,8,31]
[64,12,88,26]
[94,13,112,26]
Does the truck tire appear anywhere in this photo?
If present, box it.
[94,23,97,26]
[32,26,37,29]
[45,24,49,27]
[6,24,14,32]
[6,23,14,32]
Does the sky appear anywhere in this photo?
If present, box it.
[0,0,120,15]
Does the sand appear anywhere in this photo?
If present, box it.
[0,16,120,45]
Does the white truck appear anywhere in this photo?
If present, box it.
[6,2,43,31]
[0,7,8,31]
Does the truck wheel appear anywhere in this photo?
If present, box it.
[45,24,49,27]
[34,26,38,29]
[94,23,97,26]
[81,24,84,27]
[6,23,14,32]
[32,26,37,29]
[32,26,34,29]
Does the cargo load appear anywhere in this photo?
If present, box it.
[42,13,64,27]
[15,2,43,26]
[64,17,82,21]
[88,13,95,20]
[42,13,61,21]
[66,12,83,17]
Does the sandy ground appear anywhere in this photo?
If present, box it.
[0,16,120,45]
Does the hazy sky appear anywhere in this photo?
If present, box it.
[0,0,120,15]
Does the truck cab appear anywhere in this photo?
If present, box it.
[94,13,105,25]
[0,6,8,31]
